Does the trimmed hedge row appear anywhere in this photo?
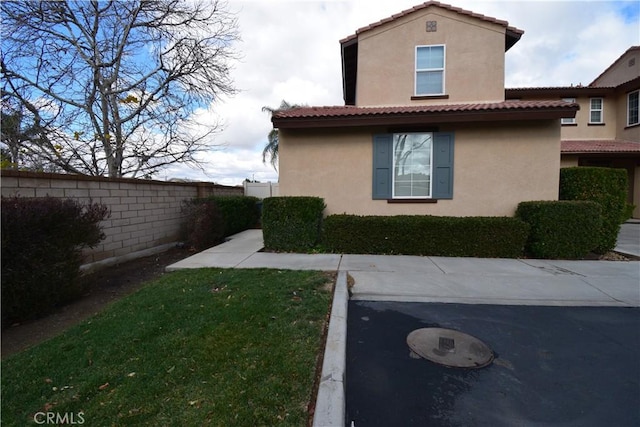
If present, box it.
[322,214,530,258]
[516,200,602,259]
[1,196,109,324]
[262,197,325,252]
[182,196,259,251]
[559,167,627,253]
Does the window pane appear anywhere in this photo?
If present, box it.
[629,92,639,125]
[590,98,602,109]
[412,181,430,197]
[416,71,443,95]
[393,133,432,198]
[590,111,602,123]
[417,46,444,69]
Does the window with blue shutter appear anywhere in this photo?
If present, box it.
[372,132,453,200]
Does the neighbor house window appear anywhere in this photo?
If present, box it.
[561,98,576,124]
[372,132,454,200]
[416,45,445,96]
[393,133,432,198]
[628,91,639,126]
[589,98,603,124]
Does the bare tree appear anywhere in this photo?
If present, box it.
[0,0,239,178]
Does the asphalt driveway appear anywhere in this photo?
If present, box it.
[346,301,640,427]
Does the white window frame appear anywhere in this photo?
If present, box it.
[561,98,576,124]
[589,97,604,124]
[415,45,445,96]
[392,133,433,199]
[628,90,639,126]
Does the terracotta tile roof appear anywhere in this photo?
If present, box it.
[274,101,575,118]
[340,1,524,44]
[562,140,640,153]
[506,86,616,92]
[272,100,578,128]
[505,86,616,98]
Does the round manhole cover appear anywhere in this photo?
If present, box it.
[407,327,494,369]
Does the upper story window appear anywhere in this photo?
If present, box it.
[561,98,576,125]
[415,45,445,96]
[628,91,639,126]
[589,98,603,124]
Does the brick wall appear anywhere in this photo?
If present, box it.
[1,170,243,269]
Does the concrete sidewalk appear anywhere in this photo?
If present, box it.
[615,220,640,258]
[167,229,640,307]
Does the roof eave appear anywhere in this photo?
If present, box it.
[273,108,578,129]
[506,87,615,98]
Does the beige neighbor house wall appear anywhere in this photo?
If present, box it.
[1,170,242,271]
[355,7,506,106]
[591,47,640,87]
[616,93,640,141]
[279,120,560,217]
[561,96,618,140]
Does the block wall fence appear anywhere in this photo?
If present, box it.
[1,170,243,271]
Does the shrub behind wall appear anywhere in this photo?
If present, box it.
[559,167,627,253]
[516,200,602,259]
[322,214,529,258]
[1,196,109,324]
[262,197,325,252]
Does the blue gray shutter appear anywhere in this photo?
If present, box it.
[432,132,454,199]
[372,134,392,199]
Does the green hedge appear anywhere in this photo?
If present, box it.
[516,200,602,259]
[182,196,259,251]
[262,197,325,252]
[207,196,260,236]
[559,167,627,253]
[322,214,529,258]
[1,196,109,324]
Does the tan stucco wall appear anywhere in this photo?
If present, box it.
[561,97,617,140]
[615,91,640,141]
[560,155,579,168]
[592,49,640,87]
[355,7,506,106]
[279,121,560,217]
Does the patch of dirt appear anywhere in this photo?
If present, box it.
[1,247,192,359]
[601,251,635,261]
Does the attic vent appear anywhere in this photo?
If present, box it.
[630,58,636,67]
[426,21,437,32]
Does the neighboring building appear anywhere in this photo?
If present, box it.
[506,46,640,218]
[273,1,578,217]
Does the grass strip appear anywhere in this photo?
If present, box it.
[2,268,332,426]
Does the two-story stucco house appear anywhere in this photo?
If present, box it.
[272,1,578,217]
[507,46,640,218]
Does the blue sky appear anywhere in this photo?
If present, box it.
[161,0,640,185]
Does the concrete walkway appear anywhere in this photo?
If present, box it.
[167,228,640,307]
[615,220,640,258]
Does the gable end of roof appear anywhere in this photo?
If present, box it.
[340,1,523,105]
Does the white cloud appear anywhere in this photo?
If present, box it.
[165,0,640,184]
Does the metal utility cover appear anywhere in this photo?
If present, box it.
[407,327,494,369]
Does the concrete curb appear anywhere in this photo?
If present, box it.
[313,270,348,427]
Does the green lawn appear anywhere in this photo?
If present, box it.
[1,268,333,426]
